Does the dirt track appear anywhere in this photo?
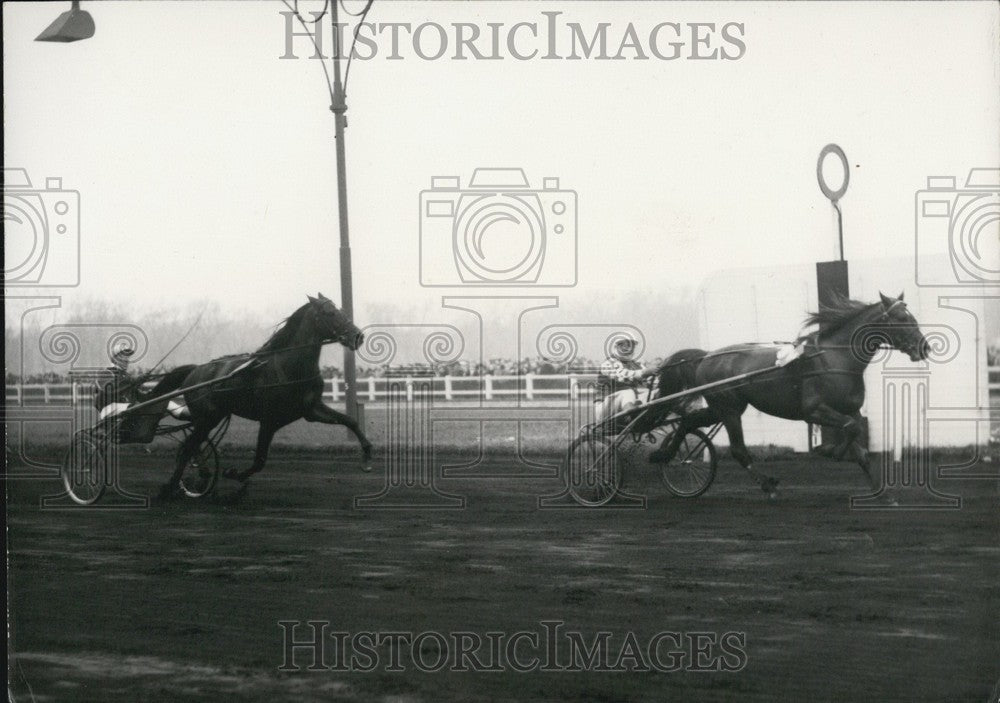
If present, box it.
[7,449,1000,702]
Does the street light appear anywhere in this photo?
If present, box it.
[35,1,95,43]
[329,0,360,422]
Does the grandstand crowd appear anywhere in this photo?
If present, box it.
[7,347,1000,384]
[5,357,613,383]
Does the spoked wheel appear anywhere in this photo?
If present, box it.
[661,429,717,498]
[565,435,623,507]
[178,440,220,498]
[61,431,107,505]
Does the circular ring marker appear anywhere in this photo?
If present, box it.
[817,143,849,202]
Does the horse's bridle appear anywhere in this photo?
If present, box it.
[872,299,928,359]
[878,299,906,319]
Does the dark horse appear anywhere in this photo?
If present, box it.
[123,294,372,499]
[650,292,931,495]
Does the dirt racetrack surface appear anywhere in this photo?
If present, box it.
[7,450,1000,702]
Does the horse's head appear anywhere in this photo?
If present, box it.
[874,291,931,361]
[307,293,364,350]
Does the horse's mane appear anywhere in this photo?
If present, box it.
[256,302,311,354]
[800,293,878,340]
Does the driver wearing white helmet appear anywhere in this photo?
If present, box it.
[594,334,658,424]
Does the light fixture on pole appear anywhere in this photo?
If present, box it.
[36,1,95,43]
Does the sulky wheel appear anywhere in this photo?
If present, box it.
[660,429,718,498]
[178,439,220,498]
[61,431,107,505]
[565,434,623,507]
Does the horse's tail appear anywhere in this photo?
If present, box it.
[142,364,196,401]
[655,348,708,414]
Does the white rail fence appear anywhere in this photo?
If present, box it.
[5,374,603,406]
[7,369,1000,407]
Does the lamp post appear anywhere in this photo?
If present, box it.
[329,0,359,421]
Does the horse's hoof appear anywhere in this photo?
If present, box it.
[812,444,834,458]
[224,469,250,483]
[360,464,373,474]
[760,477,780,494]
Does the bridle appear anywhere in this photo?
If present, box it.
[871,299,926,359]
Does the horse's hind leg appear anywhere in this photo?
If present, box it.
[803,403,861,460]
[649,406,719,463]
[227,423,277,484]
[305,402,373,472]
[847,440,878,491]
[721,413,779,495]
[160,422,214,500]
[844,411,877,489]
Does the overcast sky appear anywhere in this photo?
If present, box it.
[4,1,998,329]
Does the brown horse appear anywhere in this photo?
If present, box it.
[650,292,931,495]
[125,294,372,499]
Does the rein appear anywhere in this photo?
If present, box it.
[249,335,346,360]
[118,333,353,402]
[201,333,351,393]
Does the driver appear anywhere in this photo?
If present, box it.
[594,334,658,423]
[94,346,135,420]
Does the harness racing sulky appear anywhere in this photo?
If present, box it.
[564,292,931,506]
[60,294,372,505]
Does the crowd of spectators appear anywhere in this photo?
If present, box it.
[8,359,606,384]
[321,355,668,379]
[320,358,604,379]
[5,371,68,385]
[9,347,1000,384]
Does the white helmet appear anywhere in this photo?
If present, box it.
[612,333,638,357]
